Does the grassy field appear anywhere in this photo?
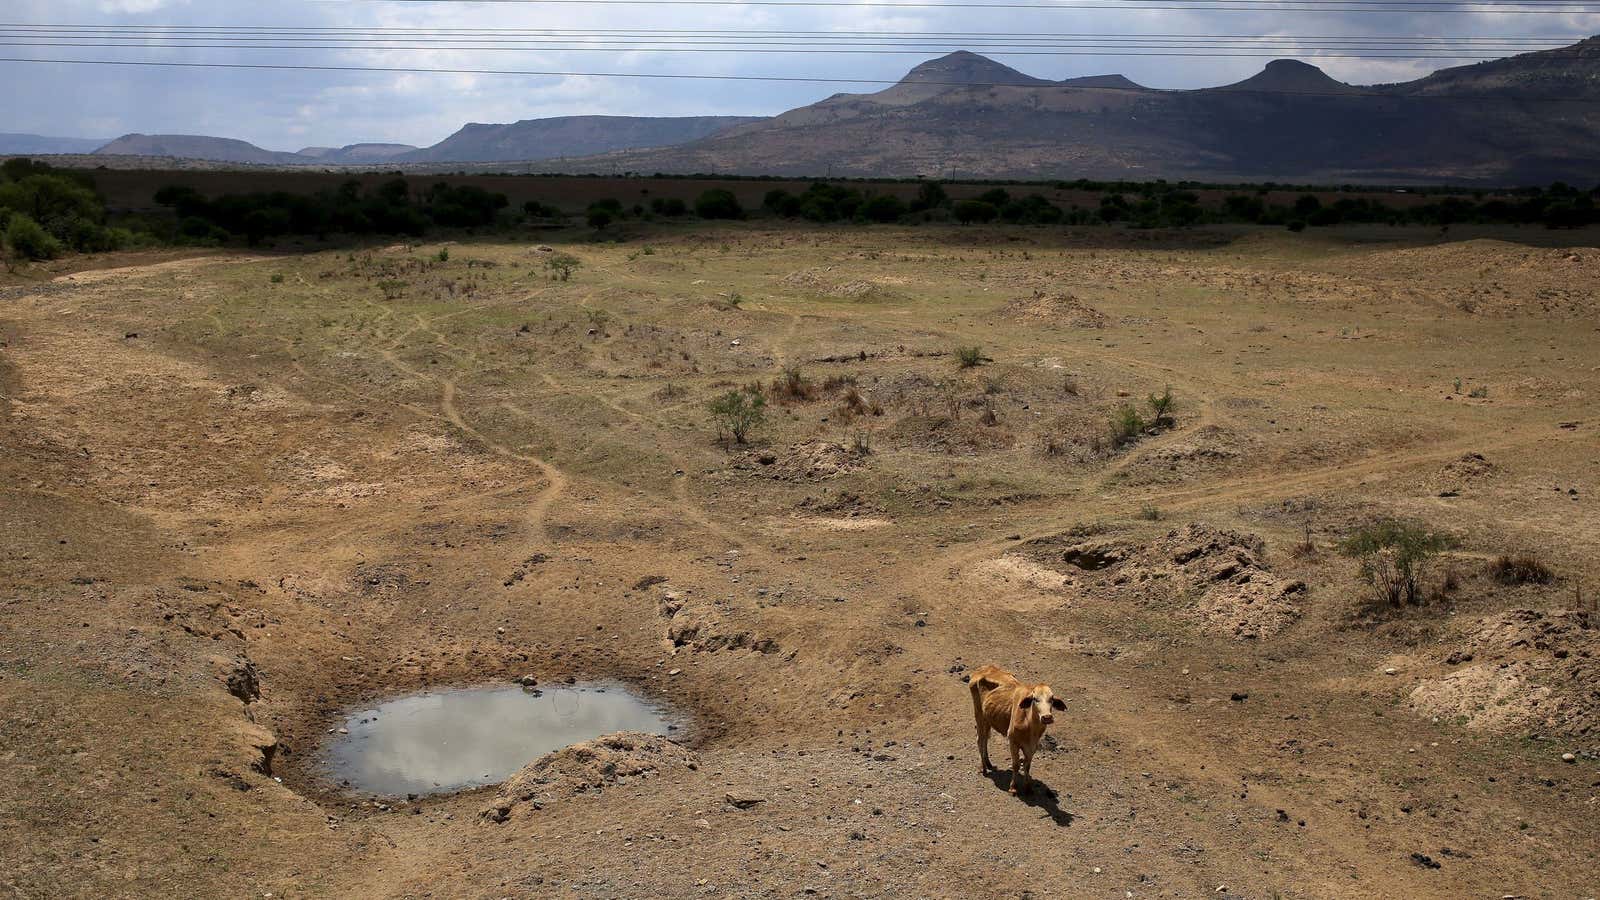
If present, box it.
[2,220,1598,897]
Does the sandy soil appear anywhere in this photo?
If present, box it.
[2,224,1598,898]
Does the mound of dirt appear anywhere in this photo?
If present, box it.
[1409,608,1599,737]
[884,414,1015,455]
[480,732,697,824]
[782,267,890,298]
[1113,425,1254,485]
[659,590,779,654]
[997,291,1110,327]
[733,441,866,481]
[1021,524,1305,640]
[1431,452,1499,496]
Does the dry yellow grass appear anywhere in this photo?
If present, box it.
[3,222,1598,897]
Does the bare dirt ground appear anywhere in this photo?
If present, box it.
[2,223,1598,899]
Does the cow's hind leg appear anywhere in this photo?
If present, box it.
[971,684,994,774]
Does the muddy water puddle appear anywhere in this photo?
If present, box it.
[319,683,673,796]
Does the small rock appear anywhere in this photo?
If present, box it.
[725,791,765,809]
[518,674,538,687]
[668,668,682,676]
[1561,752,1577,763]
[1230,692,1248,702]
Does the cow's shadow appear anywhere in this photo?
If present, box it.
[984,769,1075,827]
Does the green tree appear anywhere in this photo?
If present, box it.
[707,389,766,443]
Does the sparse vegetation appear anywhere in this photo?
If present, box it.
[545,253,581,281]
[1340,519,1457,608]
[956,346,985,368]
[1146,385,1176,428]
[1110,404,1146,446]
[1137,503,1162,521]
[1489,553,1554,585]
[707,388,766,444]
[770,367,818,402]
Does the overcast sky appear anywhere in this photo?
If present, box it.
[5,0,1597,150]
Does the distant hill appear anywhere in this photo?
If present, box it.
[295,143,419,164]
[95,134,306,166]
[536,41,1600,184]
[398,115,768,163]
[80,117,765,168]
[0,133,109,155]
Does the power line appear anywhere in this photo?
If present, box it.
[316,0,1600,12]
[0,24,1582,39]
[2,40,1586,57]
[4,55,1598,102]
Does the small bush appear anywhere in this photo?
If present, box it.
[707,388,766,444]
[1137,503,1162,521]
[545,253,580,281]
[1489,553,1553,585]
[1340,519,1456,608]
[695,189,744,220]
[956,346,985,369]
[850,429,872,455]
[953,200,998,224]
[1468,385,1489,399]
[270,273,285,284]
[3,213,63,261]
[436,248,449,262]
[770,367,817,402]
[1146,385,1176,428]
[1110,404,1145,445]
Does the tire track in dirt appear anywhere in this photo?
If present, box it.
[439,378,566,546]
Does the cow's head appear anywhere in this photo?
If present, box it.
[1018,685,1066,727]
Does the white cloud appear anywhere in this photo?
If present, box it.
[3,0,1596,147]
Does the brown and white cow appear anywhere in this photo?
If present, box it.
[969,664,1066,795]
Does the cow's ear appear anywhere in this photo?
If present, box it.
[1049,698,1066,711]
[1019,696,1036,709]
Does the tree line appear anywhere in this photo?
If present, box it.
[5,158,1600,264]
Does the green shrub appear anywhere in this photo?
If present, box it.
[1146,385,1176,427]
[953,200,998,224]
[707,388,766,443]
[436,248,449,262]
[860,194,907,223]
[544,252,580,281]
[1339,519,1456,607]
[695,189,743,220]
[3,212,63,260]
[1110,404,1145,445]
[956,346,985,368]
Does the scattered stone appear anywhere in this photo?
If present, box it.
[725,791,765,809]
